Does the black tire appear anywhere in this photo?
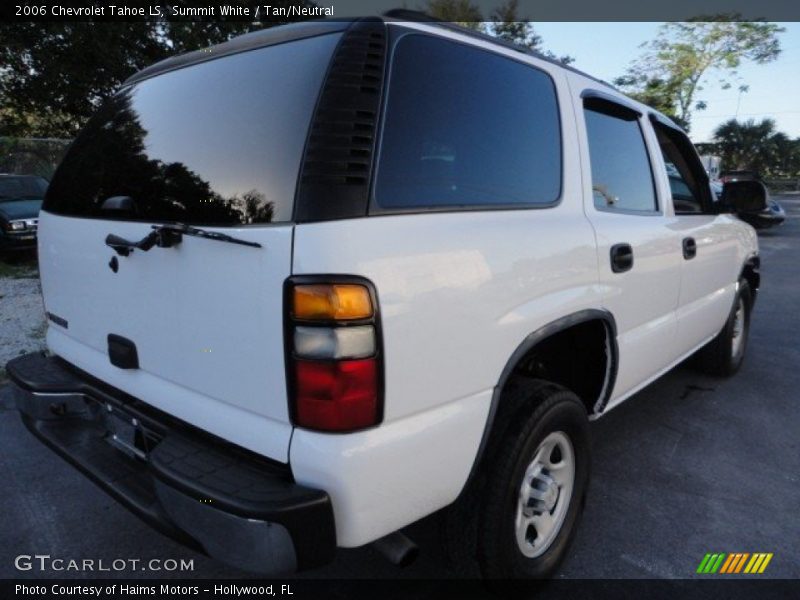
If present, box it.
[442,379,590,579]
[694,279,752,377]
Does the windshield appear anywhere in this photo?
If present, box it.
[0,176,48,201]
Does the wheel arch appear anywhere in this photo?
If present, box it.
[461,309,618,494]
[739,254,760,305]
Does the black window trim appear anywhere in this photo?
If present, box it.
[368,28,565,217]
[582,92,661,217]
[648,114,715,216]
[580,88,643,116]
[648,110,683,133]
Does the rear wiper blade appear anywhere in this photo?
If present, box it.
[153,223,262,249]
[105,223,261,256]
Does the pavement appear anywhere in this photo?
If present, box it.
[1,195,798,581]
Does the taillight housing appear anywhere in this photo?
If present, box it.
[285,276,383,432]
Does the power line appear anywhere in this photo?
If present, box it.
[693,111,800,119]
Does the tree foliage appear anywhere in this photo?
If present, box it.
[0,137,70,179]
[424,0,572,62]
[488,0,573,64]
[615,17,783,131]
[706,118,800,177]
[489,0,541,47]
[0,1,307,137]
[424,0,483,30]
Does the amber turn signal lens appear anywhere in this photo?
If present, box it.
[293,284,373,321]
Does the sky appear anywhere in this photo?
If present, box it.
[534,22,800,143]
[329,1,800,144]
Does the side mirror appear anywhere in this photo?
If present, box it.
[721,181,769,213]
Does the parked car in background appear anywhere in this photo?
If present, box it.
[720,170,760,183]
[0,174,47,253]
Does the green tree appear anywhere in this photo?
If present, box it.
[614,75,688,128]
[490,0,541,47]
[769,132,800,177]
[615,17,783,131]
[488,0,573,64]
[424,0,484,30]
[2,23,162,136]
[710,118,800,177]
[424,0,572,63]
[713,118,776,173]
[0,1,308,138]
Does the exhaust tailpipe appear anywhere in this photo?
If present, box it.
[371,531,419,567]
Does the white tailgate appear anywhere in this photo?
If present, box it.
[39,213,294,462]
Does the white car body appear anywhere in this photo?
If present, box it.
[15,17,758,570]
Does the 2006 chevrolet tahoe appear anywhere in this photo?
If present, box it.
[7,15,760,578]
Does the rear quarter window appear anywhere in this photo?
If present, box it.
[373,34,561,212]
[44,33,341,226]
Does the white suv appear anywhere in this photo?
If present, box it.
[7,16,760,579]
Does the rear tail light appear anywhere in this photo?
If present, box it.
[285,278,382,432]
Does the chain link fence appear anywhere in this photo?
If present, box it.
[765,178,800,193]
[0,137,71,180]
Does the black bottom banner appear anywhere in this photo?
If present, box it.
[3,579,800,600]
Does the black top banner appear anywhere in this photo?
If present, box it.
[1,0,799,22]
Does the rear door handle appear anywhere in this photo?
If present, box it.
[610,243,634,273]
[683,237,697,260]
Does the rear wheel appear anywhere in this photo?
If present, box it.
[694,279,752,377]
[443,379,590,579]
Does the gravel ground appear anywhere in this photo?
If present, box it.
[0,260,46,379]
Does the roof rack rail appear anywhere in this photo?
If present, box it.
[383,8,532,56]
[382,9,441,22]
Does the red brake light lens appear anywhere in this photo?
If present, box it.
[294,359,378,431]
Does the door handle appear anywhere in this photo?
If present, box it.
[683,237,697,260]
[610,243,634,273]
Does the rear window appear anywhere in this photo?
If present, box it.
[373,34,561,211]
[44,33,341,225]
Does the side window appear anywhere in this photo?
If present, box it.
[652,120,712,214]
[373,34,561,210]
[583,99,657,213]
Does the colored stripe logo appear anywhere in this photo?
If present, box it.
[697,553,773,574]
